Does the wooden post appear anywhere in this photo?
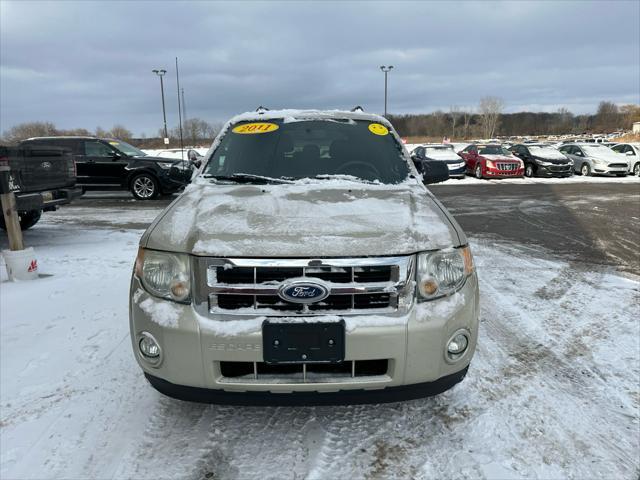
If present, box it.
[0,166,24,251]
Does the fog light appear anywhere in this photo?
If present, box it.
[139,332,161,364]
[446,331,469,362]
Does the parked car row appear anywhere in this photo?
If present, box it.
[410,141,640,180]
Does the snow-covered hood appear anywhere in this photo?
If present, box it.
[584,148,626,162]
[530,149,569,162]
[424,150,462,162]
[143,180,461,257]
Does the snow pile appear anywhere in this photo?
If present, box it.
[139,297,180,328]
[1,209,638,479]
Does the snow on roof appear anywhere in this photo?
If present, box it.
[228,108,391,126]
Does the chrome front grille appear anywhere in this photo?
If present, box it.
[193,256,415,316]
[496,162,518,171]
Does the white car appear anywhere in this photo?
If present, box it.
[610,143,640,176]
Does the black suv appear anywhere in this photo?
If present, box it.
[19,136,194,199]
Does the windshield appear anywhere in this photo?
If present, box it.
[529,146,563,155]
[203,119,410,183]
[478,146,511,155]
[425,146,454,154]
[107,140,146,157]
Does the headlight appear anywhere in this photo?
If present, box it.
[134,248,191,303]
[536,159,552,166]
[156,162,175,170]
[486,160,494,168]
[416,246,474,301]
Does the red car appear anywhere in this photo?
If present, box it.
[459,144,524,179]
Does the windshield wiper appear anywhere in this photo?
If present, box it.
[311,174,377,184]
[202,173,294,184]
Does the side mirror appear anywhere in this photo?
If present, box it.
[111,152,122,160]
[626,151,634,156]
[421,160,449,185]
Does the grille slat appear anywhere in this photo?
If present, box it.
[220,359,388,383]
[201,256,414,316]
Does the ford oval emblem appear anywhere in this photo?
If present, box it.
[278,281,330,304]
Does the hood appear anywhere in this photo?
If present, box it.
[530,149,569,162]
[143,180,461,257]
[481,154,520,161]
[424,150,463,162]
[584,149,626,162]
[134,155,183,163]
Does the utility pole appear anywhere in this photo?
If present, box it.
[175,57,184,161]
[379,65,394,117]
[152,69,169,144]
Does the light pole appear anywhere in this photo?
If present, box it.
[152,69,169,143]
[379,65,393,117]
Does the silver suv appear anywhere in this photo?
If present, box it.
[129,109,479,405]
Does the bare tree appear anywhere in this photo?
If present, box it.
[95,126,109,137]
[462,108,473,139]
[478,96,504,139]
[108,124,133,140]
[449,106,462,139]
[1,121,58,144]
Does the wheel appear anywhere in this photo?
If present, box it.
[474,164,483,179]
[633,162,640,176]
[580,164,591,176]
[0,209,42,231]
[525,164,534,177]
[130,173,159,200]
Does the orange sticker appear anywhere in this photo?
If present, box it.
[232,122,279,134]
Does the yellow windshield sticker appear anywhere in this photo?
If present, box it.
[232,122,279,134]
[368,123,389,136]
[108,141,120,146]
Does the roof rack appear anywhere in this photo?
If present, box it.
[350,106,364,112]
[256,106,269,114]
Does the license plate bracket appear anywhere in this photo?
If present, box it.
[262,320,345,364]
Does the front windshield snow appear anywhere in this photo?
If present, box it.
[203,119,410,184]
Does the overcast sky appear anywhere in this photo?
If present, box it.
[1,0,639,136]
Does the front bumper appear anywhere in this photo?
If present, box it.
[535,164,573,177]
[484,166,524,178]
[129,273,479,403]
[592,164,628,175]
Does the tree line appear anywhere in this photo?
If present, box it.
[2,101,638,146]
[389,100,640,140]
[0,118,221,147]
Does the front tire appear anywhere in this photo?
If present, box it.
[633,162,640,176]
[525,164,534,177]
[475,164,483,179]
[0,209,42,231]
[580,164,591,177]
[131,173,159,200]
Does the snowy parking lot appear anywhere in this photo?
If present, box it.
[1,183,639,479]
